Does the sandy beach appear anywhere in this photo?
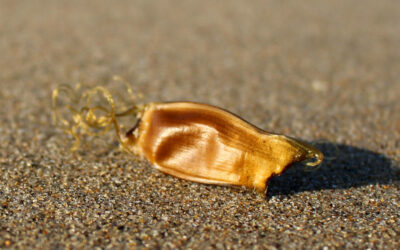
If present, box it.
[0,0,399,248]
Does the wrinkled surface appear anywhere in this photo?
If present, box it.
[129,102,317,192]
[0,0,399,249]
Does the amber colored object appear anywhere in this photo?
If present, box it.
[52,86,323,193]
[123,102,323,192]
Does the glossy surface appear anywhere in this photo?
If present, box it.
[124,102,323,192]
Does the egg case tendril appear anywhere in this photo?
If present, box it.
[52,80,144,153]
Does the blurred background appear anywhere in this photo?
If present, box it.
[0,0,399,248]
[1,0,399,150]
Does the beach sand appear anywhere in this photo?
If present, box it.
[0,0,399,248]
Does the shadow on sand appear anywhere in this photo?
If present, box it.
[267,142,400,197]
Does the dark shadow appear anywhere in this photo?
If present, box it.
[267,142,400,197]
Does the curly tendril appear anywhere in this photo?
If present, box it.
[52,78,143,152]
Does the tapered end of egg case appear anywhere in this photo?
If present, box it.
[251,135,324,194]
[269,135,324,177]
[285,136,324,167]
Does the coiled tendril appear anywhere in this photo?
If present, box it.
[52,77,143,152]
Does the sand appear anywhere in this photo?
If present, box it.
[0,0,399,248]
